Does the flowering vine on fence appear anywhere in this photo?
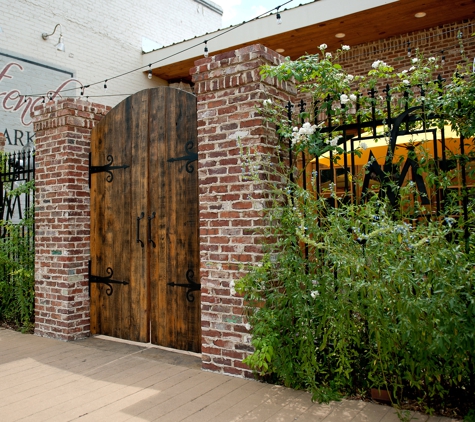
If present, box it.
[237,43,475,419]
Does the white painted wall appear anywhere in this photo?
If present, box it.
[0,0,222,151]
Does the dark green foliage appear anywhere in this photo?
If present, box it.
[237,173,475,416]
[0,181,35,332]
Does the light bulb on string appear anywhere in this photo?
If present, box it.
[276,7,282,24]
[104,80,108,92]
[42,96,45,104]
[441,50,445,65]
[407,42,411,57]
[204,40,209,58]
[148,64,153,80]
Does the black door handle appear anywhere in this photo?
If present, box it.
[136,212,144,247]
[148,212,156,248]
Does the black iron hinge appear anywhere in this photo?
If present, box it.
[167,269,201,303]
[88,261,129,296]
[89,153,129,187]
[167,141,198,173]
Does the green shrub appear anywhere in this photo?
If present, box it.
[237,44,475,417]
[237,173,475,413]
[0,180,35,332]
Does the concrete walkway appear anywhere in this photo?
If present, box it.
[0,328,457,422]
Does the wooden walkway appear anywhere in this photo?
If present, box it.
[0,328,457,422]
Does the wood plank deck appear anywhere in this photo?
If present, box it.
[0,329,458,422]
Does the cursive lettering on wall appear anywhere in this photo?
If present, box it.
[0,62,82,126]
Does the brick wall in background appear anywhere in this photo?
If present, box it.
[338,19,475,91]
[32,99,110,341]
[191,44,296,378]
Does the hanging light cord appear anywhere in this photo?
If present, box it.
[28,0,295,99]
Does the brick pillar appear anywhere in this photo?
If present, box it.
[32,98,110,341]
[191,44,296,377]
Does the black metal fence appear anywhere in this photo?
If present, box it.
[286,87,474,226]
[0,150,35,297]
[0,151,35,226]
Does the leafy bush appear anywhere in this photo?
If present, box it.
[0,180,35,332]
[237,179,475,411]
[237,44,475,417]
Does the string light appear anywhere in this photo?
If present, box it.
[26,0,293,100]
[204,40,209,58]
[276,6,282,24]
[441,50,446,65]
[407,41,411,57]
[148,64,153,79]
[22,2,474,102]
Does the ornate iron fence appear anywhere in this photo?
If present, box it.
[0,151,35,225]
[0,150,35,291]
[284,86,474,249]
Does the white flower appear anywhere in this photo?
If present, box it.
[263,98,272,106]
[372,60,387,69]
[349,94,357,102]
[293,126,298,132]
[401,69,408,74]
[303,122,311,129]
[346,74,354,81]
[403,79,410,85]
[428,57,436,62]
[319,43,327,50]
[326,52,332,58]
[329,135,342,146]
[244,323,251,331]
[359,141,368,150]
[310,291,320,299]
[412,58,418,63]
[409,66,416,71]
[342,45,350,51]
[340,94,349,104]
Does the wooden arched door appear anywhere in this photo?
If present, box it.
[89,87,200,352]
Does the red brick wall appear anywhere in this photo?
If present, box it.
[191,20,475,378]
[26,17,474,369]
[32,99,110,341]
[191,44,296,377]
[338,19,475,92]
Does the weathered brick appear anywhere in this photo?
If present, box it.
[33,99,107,341]
[194,45,293,378]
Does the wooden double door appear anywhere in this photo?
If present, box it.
[89,87,201,353]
